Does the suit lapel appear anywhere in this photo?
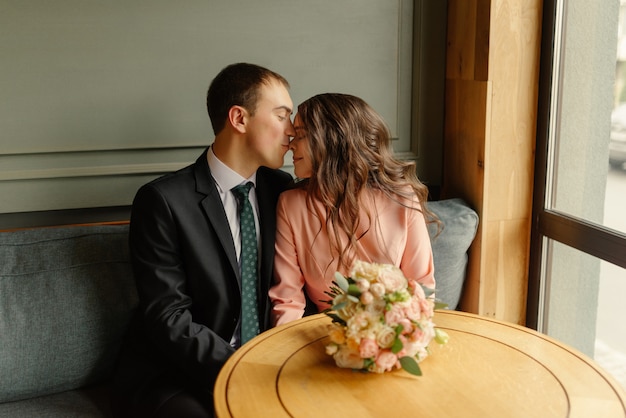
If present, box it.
[194,150,240,285]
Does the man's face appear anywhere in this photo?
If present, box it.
[244,80,295,170]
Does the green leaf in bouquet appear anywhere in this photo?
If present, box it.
[347,295,360,303]
[399,356,422,376]
[347,284,362,297]
[421,285,436,298]
[391,336,404,354]
[388,289,410,303]
[325,312,347,326]
[334,272,350,292]
[333,301,347,311]
[363,358,374,371]
[435,301,449,310]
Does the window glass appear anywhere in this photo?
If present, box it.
[541,0,626,391]
[550,1,626,236]
[542,240,626,390]
[596,259,626,390]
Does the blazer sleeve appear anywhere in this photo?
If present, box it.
[129,182,235,391]
[269,193,308,326]
[400,202,436,291]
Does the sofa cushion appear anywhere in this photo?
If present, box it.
[0,386,111,417]
[0,224,137,403]
[427,198,479,310]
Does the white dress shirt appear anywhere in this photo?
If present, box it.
[206,146,260,260]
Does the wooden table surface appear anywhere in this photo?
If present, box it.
[214,311,626,417]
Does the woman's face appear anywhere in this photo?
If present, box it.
[289,114,313,179]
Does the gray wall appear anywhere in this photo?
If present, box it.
[0,0,447,223]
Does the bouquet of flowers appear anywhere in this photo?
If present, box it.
[323,260,448,376]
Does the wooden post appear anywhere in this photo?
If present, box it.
[443,0,543,324]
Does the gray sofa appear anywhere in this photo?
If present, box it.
[0,198,477,417]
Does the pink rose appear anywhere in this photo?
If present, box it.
[359,338,379,359]
[398,339,426,359]
[375,350,398,372]
[403,298,422,321]
[384,303,405,326]
[409,280,426,299]
[398,318,413,334]
[419,298,434,317]
[396,335,412,357]
[411,323,435,346]
[410,327,424,342]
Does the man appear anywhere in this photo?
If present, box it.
[111,63,295,417]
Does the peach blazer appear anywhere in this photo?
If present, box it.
[270,187,435,326]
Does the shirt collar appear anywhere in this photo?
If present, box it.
[207,146,257,192]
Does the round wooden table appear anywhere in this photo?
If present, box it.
[214,311,626,417]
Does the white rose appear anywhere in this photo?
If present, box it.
[370,283,385,298]
[326,344,339,355]
[334,346,365,370]
[356,278,371,292]
[360,291,374,305]
[350,260,381,282]
[376,326,396,349]
[377,265,408,292]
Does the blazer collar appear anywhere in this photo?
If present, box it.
[194,148,240,280]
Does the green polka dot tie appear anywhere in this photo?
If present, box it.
[232,182,260,344]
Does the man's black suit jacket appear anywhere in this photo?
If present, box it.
[112,149,292,404]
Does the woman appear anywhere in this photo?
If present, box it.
[269,93,437,326]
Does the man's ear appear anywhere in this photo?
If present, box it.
[228,105,248,134]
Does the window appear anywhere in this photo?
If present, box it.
[529,0,626,389]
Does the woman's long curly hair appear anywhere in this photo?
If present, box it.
[295,93,439,271]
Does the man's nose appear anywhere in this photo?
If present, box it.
[286,120,296,137]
